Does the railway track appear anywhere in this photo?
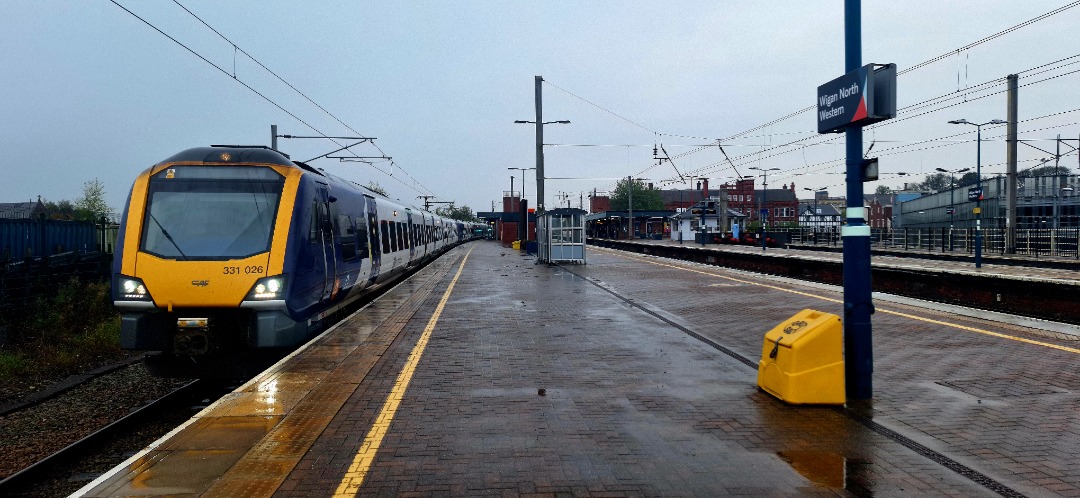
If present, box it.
[0,379,231,497]
[0,253,450,496]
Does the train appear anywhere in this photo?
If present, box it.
[112,145,481,371]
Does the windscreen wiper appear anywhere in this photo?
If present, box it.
[147,211,188,260]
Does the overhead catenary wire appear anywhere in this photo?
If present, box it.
[553,3,1080,194]
[169,0,439,200]
[111,0,442,203]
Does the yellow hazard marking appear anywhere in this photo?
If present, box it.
[596,247,1080,355]
[333,246,473,497]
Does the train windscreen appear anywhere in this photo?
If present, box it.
[140,166,285,260]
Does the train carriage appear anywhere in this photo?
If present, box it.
[112,146,470,370]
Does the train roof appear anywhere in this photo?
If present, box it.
[154,146,439,212]
[157,146,300,168]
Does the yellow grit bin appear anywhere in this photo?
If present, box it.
[757,309,846,405]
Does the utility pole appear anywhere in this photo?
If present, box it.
[1056,134,1062,229]
[1006,74,1018,254]
[627,176,633,239]
[271,124,278,150]
[535,76,545,213]
[417,195,450,211]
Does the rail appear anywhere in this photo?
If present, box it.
[0,379,217,496]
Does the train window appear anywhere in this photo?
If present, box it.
[309,199,319,242]
[381,220,391,254]
[339,214,357,261]
[355,217,369,259]
[388,221,398,252]
[140,165,286,260]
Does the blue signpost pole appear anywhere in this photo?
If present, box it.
[843,0,874,400]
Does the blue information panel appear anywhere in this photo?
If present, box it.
[817,63,897,134]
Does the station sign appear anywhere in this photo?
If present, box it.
[817,63,897,134]
[967,187,983,202]
[946,207,955,215]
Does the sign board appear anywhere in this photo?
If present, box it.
[861,157,879,182]
[967,187,983,202]
[946,207,954,215]
[760,208,769,218]
[817,63,897,133]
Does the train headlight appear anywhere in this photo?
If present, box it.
[117,275,152,301]
[247,275,287,300]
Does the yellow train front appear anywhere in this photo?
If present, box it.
[112,145,448,373]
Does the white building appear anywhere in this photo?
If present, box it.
[798,203,842,230]
[670,198,747,242]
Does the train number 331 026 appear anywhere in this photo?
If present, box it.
[223,266,264,275]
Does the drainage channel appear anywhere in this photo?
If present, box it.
[557,262,1026,498]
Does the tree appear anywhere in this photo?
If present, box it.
[435,203,477,221]
[874,185,892,195]
[75,178,111,222]
[1020,165,1073,178]
[44,199,77,220]
[956,172,980,187]
[912,173,951,193]
[609,178,663,211]
[365,181,388,196]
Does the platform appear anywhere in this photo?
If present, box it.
[78,240,1080,496]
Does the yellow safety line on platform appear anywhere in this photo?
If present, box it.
[333,246,474,497]
[596,247,1080,355]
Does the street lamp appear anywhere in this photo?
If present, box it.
[935,166,970,251]
[750,167,780,250]
[801,187,825,227]
[514,113,571,214]
[509,167,535,202]
[948,118,1006,268]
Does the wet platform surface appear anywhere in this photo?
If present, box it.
[78,241,1080,497]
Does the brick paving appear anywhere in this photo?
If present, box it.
[80,240,1080,496]
[283,242,995,496]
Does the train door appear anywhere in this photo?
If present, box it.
[406,210,416,262]
[421,213,429,258]
[316,185,336,302]
[365,195,381,284]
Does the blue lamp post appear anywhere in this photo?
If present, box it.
[948,118,1006,268]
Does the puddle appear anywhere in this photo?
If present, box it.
[777,451,873,495]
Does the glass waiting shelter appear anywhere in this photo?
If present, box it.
[537,208,587,264]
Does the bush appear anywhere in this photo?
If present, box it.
[0,351,28,379]
[0,278,122,385]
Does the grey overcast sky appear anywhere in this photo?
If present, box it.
[2,1,1079,216]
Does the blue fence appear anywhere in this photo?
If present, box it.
[0,218,114,262]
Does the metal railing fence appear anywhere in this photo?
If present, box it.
[776,227,1080,259]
